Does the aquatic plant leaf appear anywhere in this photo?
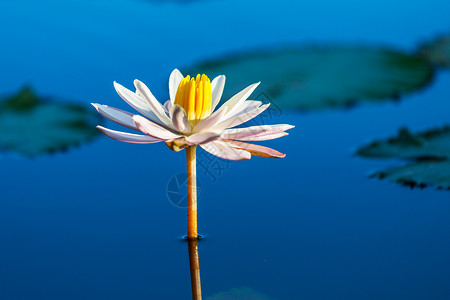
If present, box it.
[419,35,450,68]
[0,87,101,157]
[357,126,450,190]
[372,160,450,190]
[187,46,433,111]
[207,287,276,300]
[357,127,450,160]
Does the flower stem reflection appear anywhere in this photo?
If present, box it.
[188,238,202,300]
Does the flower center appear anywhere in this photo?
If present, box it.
[174,74,212,126]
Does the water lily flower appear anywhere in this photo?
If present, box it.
[92,69,293,160]
[92,69,294,238]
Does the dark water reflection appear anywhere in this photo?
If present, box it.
[188,239,202,300]
[1,0,450,299]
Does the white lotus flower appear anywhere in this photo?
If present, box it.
[92,69,293,160]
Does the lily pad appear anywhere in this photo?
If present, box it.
[207,287,276,300]
[419,35,450,68]
[0,87,101,157]
[372,160,450,190]
[357,127,450,190]
[187,46,433,111]
[356,127,450,160]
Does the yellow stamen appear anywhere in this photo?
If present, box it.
[195,80,203,120]
[202,77,212,120]
[188,78,195,120]
[174,74,212,126]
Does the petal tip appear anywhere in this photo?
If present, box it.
[133,79,145,90]
[113,81,124,91]
[132,114,142,122]
[285,125,295,130]
[243,153,252,160]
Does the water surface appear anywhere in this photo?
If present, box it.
[1,0,450,299]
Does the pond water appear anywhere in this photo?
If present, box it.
[1,0,450,299]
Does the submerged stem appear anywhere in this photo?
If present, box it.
[186,145,202,299]
[186,145,198,239]
[188,238,202,300]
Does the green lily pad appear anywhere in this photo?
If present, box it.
[207,287,276,300]
[0,87,101,157]
[357,126,450,190]
[187,46,433,111]
[372,160,450,190]
[356,127,450,160]
[419,35,450,68]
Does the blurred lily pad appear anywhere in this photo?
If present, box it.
[356,127,450,160]
[0,87,101,157]
[357,126,450,189]
[419,35,450,68]
[188,46,433,111]
[373,160,450,190]
[207,287,276,300]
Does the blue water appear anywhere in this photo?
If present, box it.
[1,0,450,299]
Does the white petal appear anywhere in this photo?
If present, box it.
[169,104,191,133]
[222,124,294,140]
[215,82,260,116]
[164,100,173,112]
[239,132,289,141]
[92,103,138,130]
[211,104,270,130]
[169,69,184,104]
[224,140,286,158]
[200,141,251,161]
[193,101,262,134]
[223,125,271,140]
[97,126,162,144]
[192,107,228,133]
[186,131,222,145]
[114,81,161,122]
[133,115,180,140]
[225,100,262,118]
[210,75,226,111]
[134,79,176,129]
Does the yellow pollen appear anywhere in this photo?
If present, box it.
[174,74,212,126]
